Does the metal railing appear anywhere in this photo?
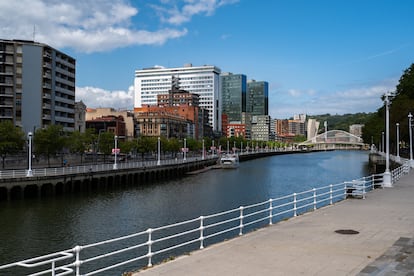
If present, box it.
[0,148,298,179]
[0,156,215,179]
[1,162,410,276]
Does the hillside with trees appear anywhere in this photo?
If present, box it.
[308,113,373,133]
[362,63,414,154]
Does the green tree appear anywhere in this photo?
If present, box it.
[362,63,414,156]
[98,132,115,162]
[34,125,67,167]
[136,136,157,159]
[67,128,96,164]
[0,121,25,168]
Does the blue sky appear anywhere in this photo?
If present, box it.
[1,0,413,119]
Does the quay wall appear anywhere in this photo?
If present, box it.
[0,159,217,201]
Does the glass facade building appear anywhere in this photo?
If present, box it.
[247,80,269,116]
[220,73,246,122]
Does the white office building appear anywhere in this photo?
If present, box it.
[134,64,221,132]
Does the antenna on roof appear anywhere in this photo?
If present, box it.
[33,25,36,41]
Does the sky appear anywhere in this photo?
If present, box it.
[1,0,413,119]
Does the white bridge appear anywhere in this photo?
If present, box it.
[299,130,365,150]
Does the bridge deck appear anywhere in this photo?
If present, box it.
[135,172,414,275]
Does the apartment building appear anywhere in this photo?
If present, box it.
[251,115,271,141]
[134,64,221,132]
[0,39,76,132]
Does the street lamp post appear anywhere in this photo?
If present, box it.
[409,113,414,167]
[396,123,401,162]
[157,137,161,165]
[26,132,33,177]
[382,94,392,187]
[113,135,118,170]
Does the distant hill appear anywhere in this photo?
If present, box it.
[308,113,373,133]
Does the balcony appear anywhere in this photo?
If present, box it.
[42,114,51,120]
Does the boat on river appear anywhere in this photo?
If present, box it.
[219,154,239,169]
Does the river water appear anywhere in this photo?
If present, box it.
[0,150,369,274]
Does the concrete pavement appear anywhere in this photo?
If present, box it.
[134,171,414,276]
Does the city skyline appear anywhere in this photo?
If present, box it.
[1,0,414,118]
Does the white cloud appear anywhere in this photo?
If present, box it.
[270,79,398,119]
[75,86,134,110]
[154,0,239,25]
[0,0,187,53]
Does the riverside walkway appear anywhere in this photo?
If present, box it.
[135,171,414,275]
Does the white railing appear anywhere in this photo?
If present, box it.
[0,156,214,179]
[2,162,410,276]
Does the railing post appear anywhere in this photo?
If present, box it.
[268,199,273,225]
[293,193,297,217]
[147,228,153,267]
[239,206,244,236]
[51,261,55,276]
[313,188,316,210]
[199,216,204,249]
[74,245,82,276]
[362,178,366,199]
[329,184,333,205]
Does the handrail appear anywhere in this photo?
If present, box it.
[0,161,410,275]
[0,155,215,179]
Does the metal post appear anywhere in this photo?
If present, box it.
[409,113,414,167]
[113,135,118,170]
[313,188,316,210]
[329,184,333,204]
[157,137,161,166]
[26,132,33,177]
[202,139,205,160]
[268,199,273,225]
[199,216,204,249]
[293,193,297,217]
[212,140,215,157]
[239,206,244,235]
[396,123,401,162]
[147,228,153,267]
[383,94,392,187]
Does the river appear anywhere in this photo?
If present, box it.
[0,150,369,274]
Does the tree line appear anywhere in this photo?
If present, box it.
[362,63,414,155]
[0,123,290,169]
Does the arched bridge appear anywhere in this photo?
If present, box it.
[298,130,365,150]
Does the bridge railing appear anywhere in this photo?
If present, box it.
[3,162,411,276]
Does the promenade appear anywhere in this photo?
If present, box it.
[135,171,414,275]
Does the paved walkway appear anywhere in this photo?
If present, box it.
[134,171,414,276]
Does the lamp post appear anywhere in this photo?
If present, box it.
[396,123,401,162]
[409,113,414,167]
[157,137,161,165]
[382,94,392,187]
[26,132,33,177]
[113,135,118,170]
